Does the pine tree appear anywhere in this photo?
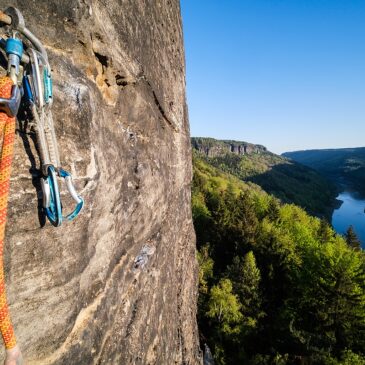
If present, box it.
[293,240,365,355]
[225,251,263,332]
[237,251,263,329]
[345,226,361,250]
[318,218,333,243]
[233,192,259,244]
[267,198,280,222]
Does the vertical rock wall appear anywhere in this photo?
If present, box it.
[0,0,201,364]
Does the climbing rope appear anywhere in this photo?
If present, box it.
[0,76,17,349]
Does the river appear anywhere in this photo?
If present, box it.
[332,191,365,247]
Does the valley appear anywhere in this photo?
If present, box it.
[192,138,365,364]
[192,153,365,364]
[283,148,365,246]
[332,191,365,246]
[192,137,337,218]
[283,147,365,197]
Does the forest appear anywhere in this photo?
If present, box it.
[193,155,365,365]
[283,148,365,197]
[191,138,337,218]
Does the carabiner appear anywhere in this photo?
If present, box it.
[58,168,84,222]
[41,166,84,226]
[0,8,85,227]
[41,165,62,227]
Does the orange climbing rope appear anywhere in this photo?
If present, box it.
[0,76,17,349]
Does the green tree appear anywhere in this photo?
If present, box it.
[318,218,334,243]
[197,244,214,295]
[237,251,263,329]
[292,240,365,355]
[192,155,365,364]
[340,349,365,365]
[267,198,280,222]
[345,225,361,250]
[234,193,259,245]
[207,278,242,336]
[209,190,259,272]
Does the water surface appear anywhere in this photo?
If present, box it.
[332,191,365,247]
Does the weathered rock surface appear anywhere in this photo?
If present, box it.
[191,137,267,158]
[0,1,201,364]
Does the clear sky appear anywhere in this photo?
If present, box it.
[180,0,365,154]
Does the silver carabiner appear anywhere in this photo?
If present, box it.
[59,169,84,221]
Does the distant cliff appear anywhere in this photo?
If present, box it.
[1,1,201,364]
[192,137,267,157]
[192,137,336,218]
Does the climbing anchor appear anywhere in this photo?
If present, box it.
[0,6,84,227]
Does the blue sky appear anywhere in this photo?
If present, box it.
[180,1,365,154]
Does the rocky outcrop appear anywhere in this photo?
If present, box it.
[192,137,267,158]
[0,1,201,364]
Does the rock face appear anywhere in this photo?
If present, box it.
[0,1,201,364]
[191,137,267,158]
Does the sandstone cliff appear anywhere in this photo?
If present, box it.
[0,1,201,364]
[191,137,267,158]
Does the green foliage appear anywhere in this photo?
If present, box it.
[310,350,365,365]
[318,218,334,243]
[290,237,365,355]
[234,251,263,329]
[250,353,289,365]
[346,225,362,250]
[284,147,365,196]
[340,350,365,365]
[197,244,214,295]
[207,278,243,335]
[192,138,337,218]
[193,155,365,365]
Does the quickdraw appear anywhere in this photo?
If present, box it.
[0,6,85,356]
[0,7,84,227]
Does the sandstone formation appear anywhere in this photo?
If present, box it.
[0,1,201,364]
[191,137,267,158]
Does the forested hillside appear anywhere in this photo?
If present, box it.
[193,156,365,365]
[283,148,365,196]
[192,138,336,218]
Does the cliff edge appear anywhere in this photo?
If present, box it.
[191,137,267,157]
[0,0,201,364]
